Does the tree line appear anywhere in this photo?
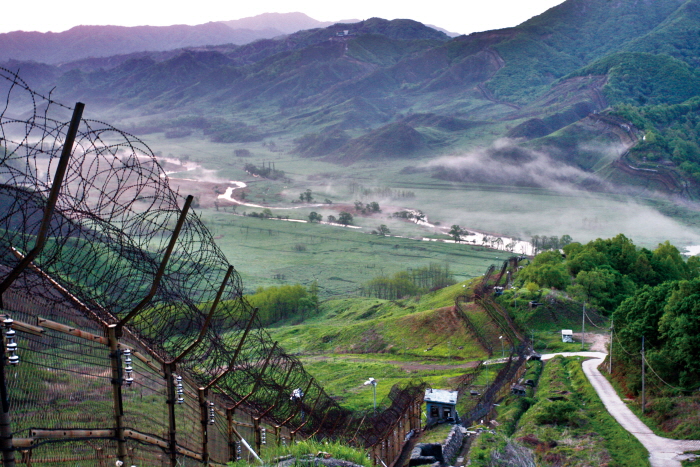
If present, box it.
[246,282,319,326]
[519,234,698,313]
[517,234,700,396]
[359,264,455,300]
[244,162,286,180]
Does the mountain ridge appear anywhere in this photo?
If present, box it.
[0,12,362,64]
[4,0,700,197]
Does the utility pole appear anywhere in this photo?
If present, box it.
[641,335,646,414]
[581,302,586,351]
[609,318,613,374]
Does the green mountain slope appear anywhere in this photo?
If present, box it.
[6,0,700,197]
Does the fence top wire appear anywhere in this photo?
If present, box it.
[0,68,428,447]
[0,67,326,432]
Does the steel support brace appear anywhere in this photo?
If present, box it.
[0,103,85,306]
[256,363,294,419]
[205,309,258,390]
[173,266,233,364]
[117,195,194,335]
[230,342,277,410]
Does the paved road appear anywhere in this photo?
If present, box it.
[540,352,700,467]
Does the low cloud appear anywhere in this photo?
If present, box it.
[425,138,612,193]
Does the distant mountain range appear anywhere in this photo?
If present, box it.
[4,0,700,197]
[0,12,363,64]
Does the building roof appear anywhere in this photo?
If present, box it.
[424,388,458,405]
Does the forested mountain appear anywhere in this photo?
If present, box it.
[5,0,700,197]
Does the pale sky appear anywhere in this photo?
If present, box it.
[2,0,566,35]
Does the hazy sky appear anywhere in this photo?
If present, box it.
[3,0,566,35]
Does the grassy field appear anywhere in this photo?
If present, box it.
[132,130,700,306]
[200,213,506,297]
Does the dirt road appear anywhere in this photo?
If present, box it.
[542,352,700,467]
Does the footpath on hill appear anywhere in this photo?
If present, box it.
[540,351,700,467]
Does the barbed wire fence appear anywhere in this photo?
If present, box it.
[0,67,424,466]
[454,258,532,428]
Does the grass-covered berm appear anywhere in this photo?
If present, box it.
[264,280,490,412]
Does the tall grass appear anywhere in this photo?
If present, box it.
[227,439,372,467]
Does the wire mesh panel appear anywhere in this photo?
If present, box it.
[121,354,169,442]
[1,291,113,438]
[174,378,203,456]
[14,439,118,467]
[207,410,229,465]
[126,440,169,467]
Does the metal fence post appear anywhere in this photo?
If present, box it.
[227,408,236,462]
[164,363,178,467]
[0,102,83,467]
[0,323,14,467]
[198,388,209,464]
[253,417,261,454]
[116,195,193,336]
[108,324,127,462]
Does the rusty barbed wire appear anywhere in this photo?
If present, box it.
[0,67,425,463]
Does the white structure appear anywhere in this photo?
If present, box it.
[424,389,459,424]
[561,329,573,343]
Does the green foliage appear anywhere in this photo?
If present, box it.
[374,224,390,237]
[518,250,569,290]
[611,97,700,182]
[338,211,353,225]
[532,399,580,426]
[246,283,319,326]
[613,276,700,400]
[360,264,455,299]
[519,235,697,314]
[570,52,700,106]
[683,452,700,467]
[449,225,465,242]
[354,200,381,214]
[227,438,371,467]
[299,189,314,203]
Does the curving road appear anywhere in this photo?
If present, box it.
[541,352,700,467]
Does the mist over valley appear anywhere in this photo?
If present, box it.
[4,0,700,275]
